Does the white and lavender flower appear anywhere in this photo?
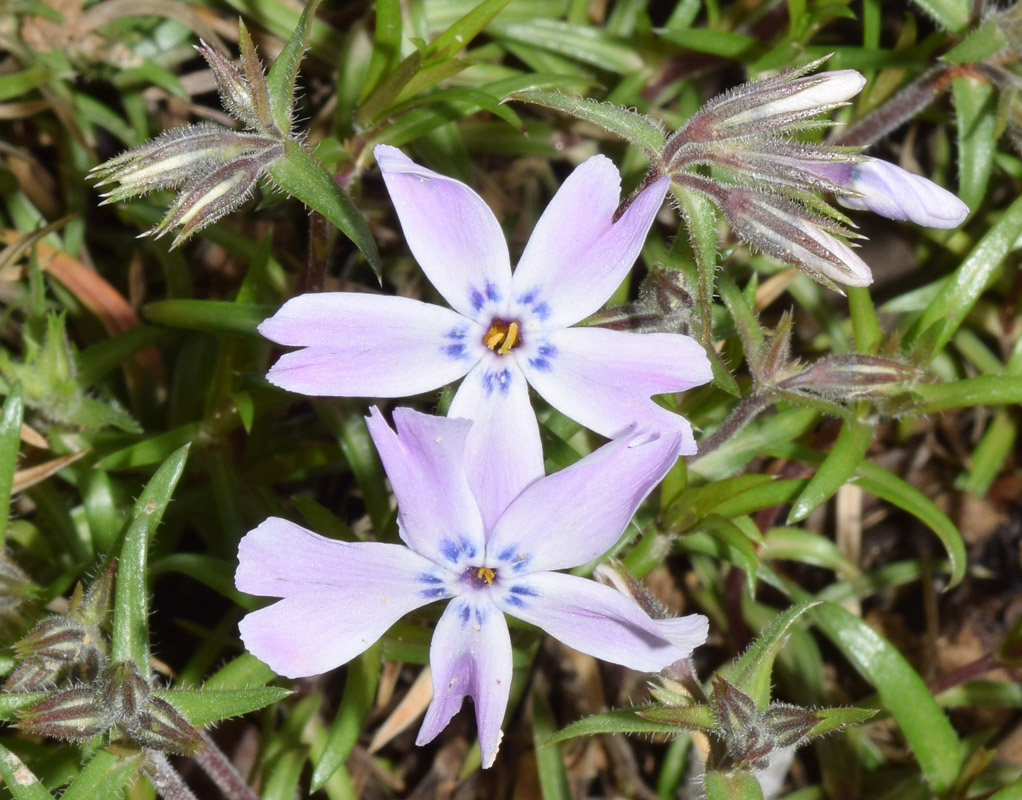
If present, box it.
[235,408,708,769]
[260,145,712,526]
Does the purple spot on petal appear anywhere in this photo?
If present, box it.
[528,358,550,371]
[475,606,488,626]
[470,288,485,312]
[444,343,467,359]
[538,344,557,358]
[531,301,550,321]
[481,368,513,398]
[485,282,501,302]
[459,603,471,625]
[517,287,539,305]
[439,538,461,563]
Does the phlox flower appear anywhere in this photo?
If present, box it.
[259,146,712,527]
[235,407,708,768]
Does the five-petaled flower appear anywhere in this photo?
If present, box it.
[260,145,712,526]
[235,407,709,768]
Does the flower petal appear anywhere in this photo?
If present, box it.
[487,429,680,574]
[511,162,669,328]
[836,158,969,228]
[236,518,445,678]
[375,145,512,318]
[260,293,475,397]
[496,571,707,672]
[449,359,544,532]
[417,597,512,769]
[365,408,486,566]
[522,328,709,452]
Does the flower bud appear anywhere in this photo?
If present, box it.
[825,158,969,228]
[778,354,917,398]
[127,696,203,756]
[713,183,872,289]
[17,686,111,742]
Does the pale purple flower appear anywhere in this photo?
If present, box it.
[235,408,708,769]
[809,157,970,228]
[260,146,712,527]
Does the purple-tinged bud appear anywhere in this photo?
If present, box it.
[702,181,872,289]
[149,145,284,248]
[778,354,917,398]
[667,58,866,161]
[128,696,203,756]
[102,660,150,723]
[803,158,969,228]
[17,686,111,742]
[6,617,106,691]
[719,70,866,132]
[90,124,280,204]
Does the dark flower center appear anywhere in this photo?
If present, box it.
[466,566,496,588]
[483,318,522,355]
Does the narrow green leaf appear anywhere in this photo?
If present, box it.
[427,0,513,59]
[155,687,291,727]
[856,461,966,587]
[942,18,1009,62]
[0,66,50,101]
[547,706,681,743]
[111,446,189,676]
[533,688,571,800]
[913,375,1022,412]
[908,0,971,32]
[636,703,716,731]
[267,141,381,278]
[0,384,23,543]
[659,27,760,58]
[673,186,718,337]
[361,0,402,99]
[952,75,997,214]
[0,743,53,800]
[986,784,1022,800]
[77,326,166,386]
[788,418,872,523]
[490,19,644,72]
[143,300,274,337]
[507,90,665,157]
[762,528,859,579]
[908,192,1022,356]
[724,600,820,708]
[806,706,878,739]
[848,287,882,353]
[812,602,962,794]
[311,644,381,790]
[705,770,765,800]
[0,693,46,720]
[59,750,141,800]
[265,0,323,133]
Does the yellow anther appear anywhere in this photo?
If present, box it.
[484,325,504,350]
[497,321,519,355]
[476,567,496,586]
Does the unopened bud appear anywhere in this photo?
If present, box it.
[17,686,111,741]
[779,354,916,398]
[805,158,968,228]
[127,696,203,755]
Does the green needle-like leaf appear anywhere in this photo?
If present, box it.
[0,743,54,800]
[788,417,872,523]
[58,750,141,800]
[812,602,962,794]
[267,141,381,278]
[0,383,23,544]
[155,687,291,727]
[311,644,381,790]
[724,600,820,708]
[111,446,189,677]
